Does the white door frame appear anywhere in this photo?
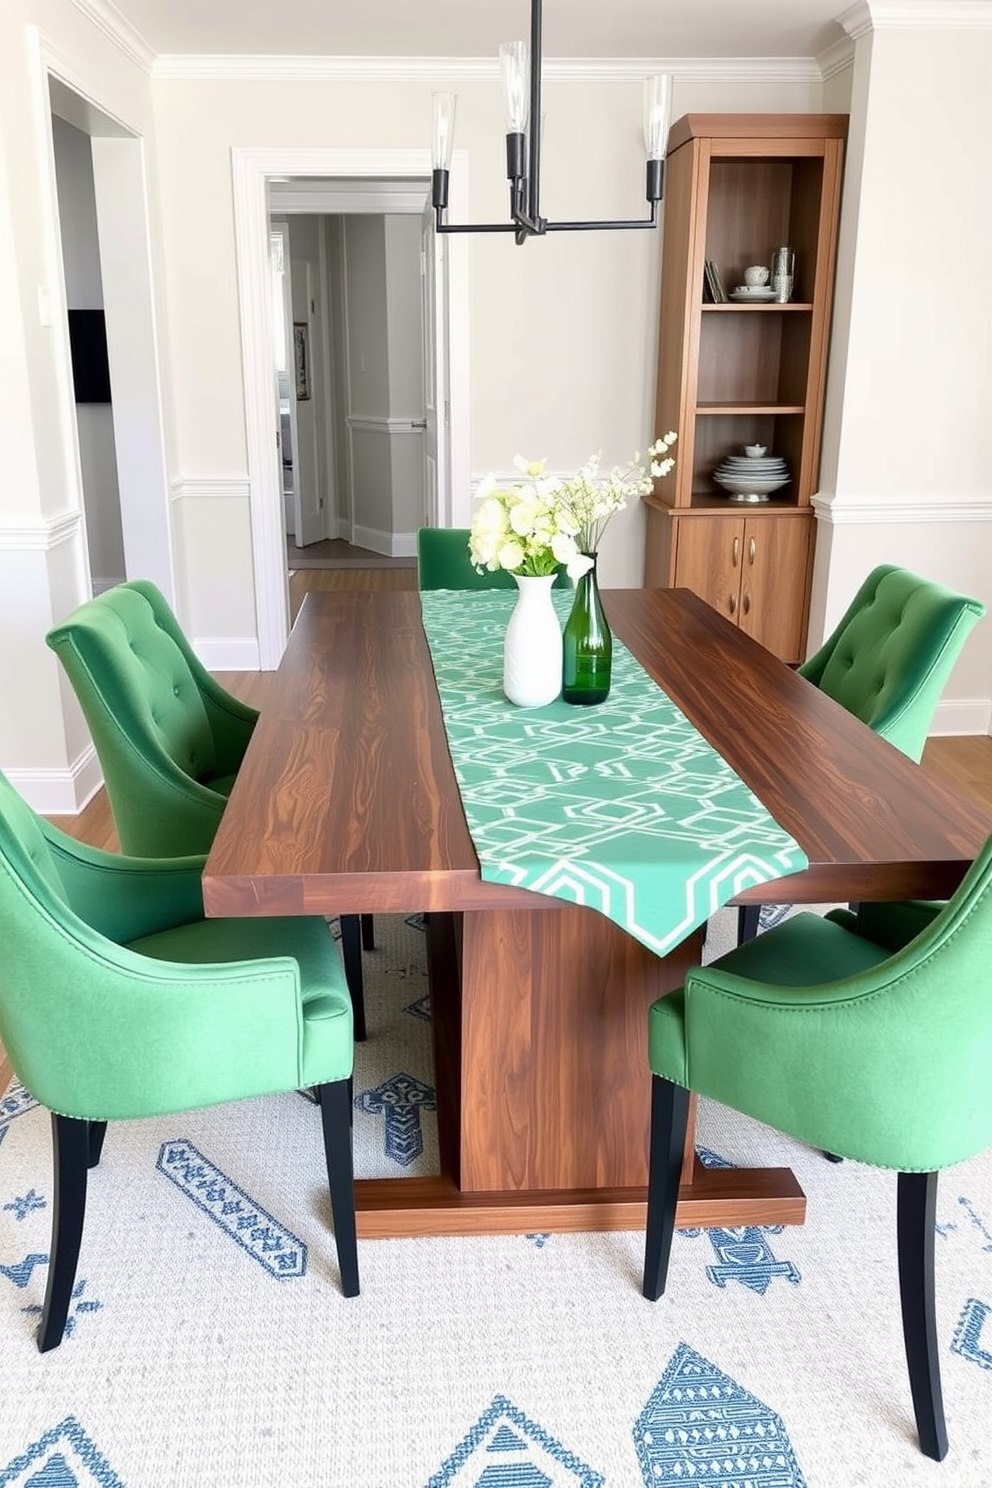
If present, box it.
[40,49,176,608]
[232,147,471,669]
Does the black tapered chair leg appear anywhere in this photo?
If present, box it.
[317,1079,359,1298]
[360,914,376,951]
[37,1113,91,1352]
[897,1170,948,1461]
[737,904,762,945]
[339,914,367,1042]
[643,1075,691,1301]
[87,1120,107,1168]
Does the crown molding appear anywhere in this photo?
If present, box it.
[839,0,992,38]
[816,36,857,78]
[151,54,823,85]
[68,0,155,72]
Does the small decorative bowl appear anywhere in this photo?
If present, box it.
[745,444,767,457]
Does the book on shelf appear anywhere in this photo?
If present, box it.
[702,262,716,302]
[707,260,728,303]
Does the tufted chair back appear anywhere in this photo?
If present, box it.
[799,564,985,761]
[47,580,258,856]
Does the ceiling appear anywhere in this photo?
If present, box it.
[104,0,851,61]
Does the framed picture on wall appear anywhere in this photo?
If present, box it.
[293,322,311,401]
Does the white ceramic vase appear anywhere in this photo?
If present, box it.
[503,573,563,708]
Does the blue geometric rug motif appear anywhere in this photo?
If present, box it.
[634,1343,807,1487]
[687,1225,800,1295]
[425,1395,603,1487]
[0,1082,38,1130]
[21,1278,102,1341]
[0,1417,124,1487]
[405,994,432,1022]
[1,1254,48,1289]
[155,1139,306,1278]
[952,1298,992,1371]
[681,1150,800,1293]
[356,1073,436,1166]
[4,1189,46,1222]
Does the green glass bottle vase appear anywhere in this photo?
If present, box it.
[562,554,612,705]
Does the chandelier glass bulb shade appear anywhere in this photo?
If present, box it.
[429,0,672,244]
[644,74,673,161]
[500,41,530,135]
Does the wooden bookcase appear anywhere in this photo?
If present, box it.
[643,114,847,663]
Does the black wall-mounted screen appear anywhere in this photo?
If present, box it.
[67,309,112,403]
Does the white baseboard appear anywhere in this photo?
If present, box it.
[929,698,992,737]
[6,743,104,815]
[352,524,417,558]
[193,637,262,671]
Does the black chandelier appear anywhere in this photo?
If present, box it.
[430,0,672,245]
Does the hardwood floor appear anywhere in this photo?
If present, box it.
[289,565,417,623]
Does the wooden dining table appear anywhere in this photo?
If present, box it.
[202,587,991,1239]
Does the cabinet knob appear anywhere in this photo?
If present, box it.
[748,537,756,565]
[728,594,737,615]
[742,591,751,615]
[732,536,740,567]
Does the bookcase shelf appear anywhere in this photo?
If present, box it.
[644,113,846,663]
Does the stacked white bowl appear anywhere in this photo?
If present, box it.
[712,445,790,502]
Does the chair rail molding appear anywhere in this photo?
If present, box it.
[346,416,426,435]
[0,511,82,549]
[232,144,470,669]
[813,491,992,524]
[169,478,251,503]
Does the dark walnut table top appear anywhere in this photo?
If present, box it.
[203,588,991,921]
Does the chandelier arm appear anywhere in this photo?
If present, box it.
[435,217,521,235]
[546,207,661,232]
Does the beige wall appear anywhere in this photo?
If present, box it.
[810,22,992,729]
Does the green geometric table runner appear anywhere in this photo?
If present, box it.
[420,591,809,956]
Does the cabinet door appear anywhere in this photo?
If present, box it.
[738,515,812,663]
[673,517,746,626]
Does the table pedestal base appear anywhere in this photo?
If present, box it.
[353,1164,806,1238]
[347,909,807,1238]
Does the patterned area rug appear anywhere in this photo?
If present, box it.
[1,911,990,1487]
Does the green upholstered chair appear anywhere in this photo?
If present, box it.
[643,840,992,1462]
[417,527,571,590]
[739,565,985,945]
[799,564,985,760]
[47,579,258,858]
[0,769,358,1352]
[45,579,371,1039]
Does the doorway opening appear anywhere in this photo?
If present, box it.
[232,148,470,668]
[45,70,174,605]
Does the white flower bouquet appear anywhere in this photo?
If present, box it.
[469,436,677,580]
[553,434,677,556]
[468,457,589,580]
